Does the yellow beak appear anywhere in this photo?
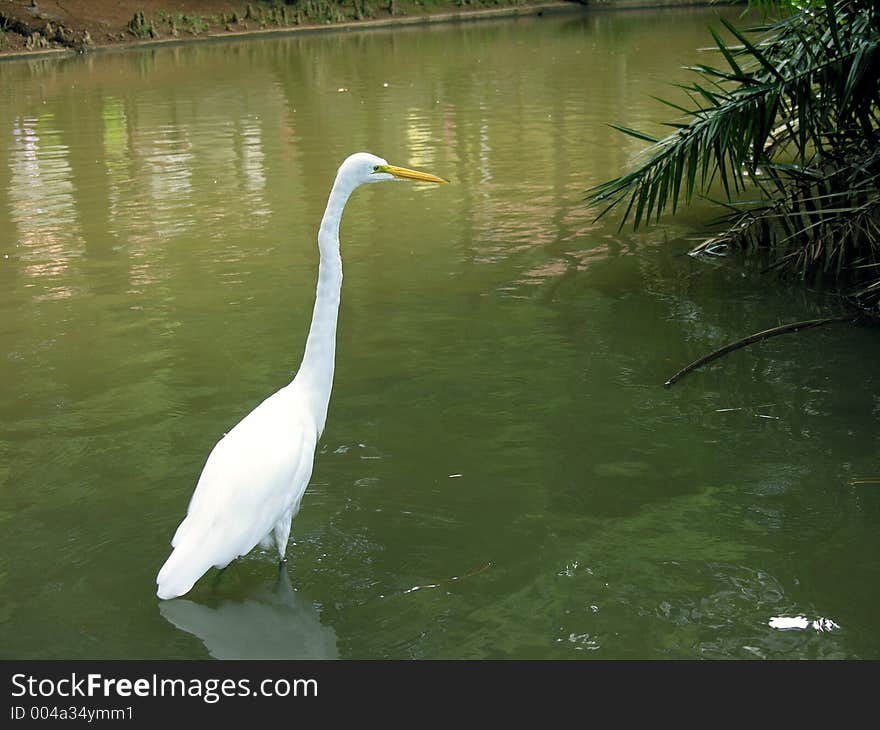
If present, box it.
[377,164,449,184]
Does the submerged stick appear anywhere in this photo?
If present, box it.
[664,315,856,388]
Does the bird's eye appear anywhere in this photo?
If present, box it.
[372,165,381,173]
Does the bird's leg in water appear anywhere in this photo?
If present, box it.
[276,561,294,594]
[211,566,228,590]
[273,507,294,563]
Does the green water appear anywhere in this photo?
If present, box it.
[1,6,878,660]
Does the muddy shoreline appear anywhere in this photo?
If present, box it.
[0,1,584,60]
[0,1,716,61]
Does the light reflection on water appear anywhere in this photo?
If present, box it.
[9,115,81,300]
[0,6,878,660]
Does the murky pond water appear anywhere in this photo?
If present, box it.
[1,6,878,659]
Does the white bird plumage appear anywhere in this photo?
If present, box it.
[156,152,447,600]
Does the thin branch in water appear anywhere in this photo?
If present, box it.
[663,315,856,388]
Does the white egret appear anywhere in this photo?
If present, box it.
[156,152,447,600]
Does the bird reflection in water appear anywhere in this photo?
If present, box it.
[159,568,338,659]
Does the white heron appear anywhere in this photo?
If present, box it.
[156,152,447,600]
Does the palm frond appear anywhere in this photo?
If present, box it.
[586,0,880,308]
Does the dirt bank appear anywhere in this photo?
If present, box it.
[0,0,586,58]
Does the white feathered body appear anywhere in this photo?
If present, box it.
[155,152,441,601]
[156,382,318,600]
[156,156,356,601]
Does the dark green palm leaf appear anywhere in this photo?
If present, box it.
[585,0,880,308]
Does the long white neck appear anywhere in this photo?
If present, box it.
[293,172,356,435]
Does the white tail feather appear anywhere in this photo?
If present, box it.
[156,539,221,600]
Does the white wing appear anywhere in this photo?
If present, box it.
[156,384,317,599]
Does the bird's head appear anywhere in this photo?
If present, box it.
[340,152,449,187]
